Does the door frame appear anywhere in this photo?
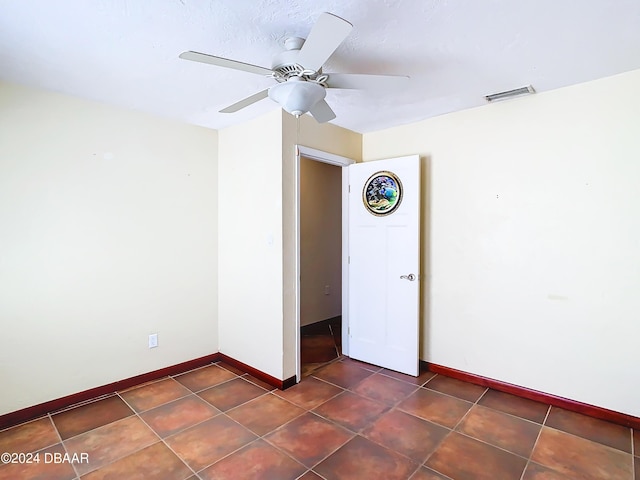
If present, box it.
[294,145,355,382]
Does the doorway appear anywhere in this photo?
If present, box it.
[299,156,342,376]
[295,146,355,381]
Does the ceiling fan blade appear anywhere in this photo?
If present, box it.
[179,51,273,76]
[308,99,336,123]
[219,89,269,113]
[326,73,410,90]
[297,13,352,73]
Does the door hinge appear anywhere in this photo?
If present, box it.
[348,184,351,193]
[348,255,350,264]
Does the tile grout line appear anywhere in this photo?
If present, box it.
[448,384,489,432]
[47,412,82,479]
[137,416,199,480]
[116,392,199,479]
[337,371,432,465]
[71,430,160,477]
[116,371,265,479]
[475,386,490,403]
[518,404,552,480]
[416,464,455,480]
[171,363,248,394]
[51,402,138,478]
[158,439,200,480]
[339,357,385,375]
[156,440,203,480]
[328,357,417,387]
[220,390,278,417]
[189,374,271,397]
[308,469,330,480]
[421,385,545,477]
[541,422,635,456]
[192,436,263,477]
[307,386,396,439]
[265,371,419,476]
[453,428,540,463]
[377,370,436,386]
[116,387,182,414]
[48,391,118,417]
[419,382,484,407]
[172,361,220,379]
[3,415,60,454]
[422,372,437,386]
[420,428,453,476]
[240,373,277,391]
[301,353,345,378]
[308,373,366,391]
[10,384,201,479]
[262,417,352,476]
[185,375,242,394]
[120,377,251,479]
[276,389,371,442]
[192,402,312,478]
[473,400,549,428]
[405,461,424,480]
[402,385,506,480]
[327,323,341,360]
[211,390,310,469]
[276,384,346,411]
[422,384,554,432]
[308,374,344,390]
[147,374,272,418]
[349,384,420,413]
[117,375,174,394]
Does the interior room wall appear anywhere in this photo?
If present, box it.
[0,81,219,416]
[362,69,640,417]
[217,109,285,379]
[299,156,342,327]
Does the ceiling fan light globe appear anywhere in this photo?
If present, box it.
[268,79,326,116]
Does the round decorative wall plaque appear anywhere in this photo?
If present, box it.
[362,171,403,216]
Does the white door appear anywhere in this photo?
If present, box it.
[347,155,420,376]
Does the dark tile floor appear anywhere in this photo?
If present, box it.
[1,333,637,479]
[300,318,342,378]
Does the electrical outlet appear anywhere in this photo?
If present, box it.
[324,285,330,295]
[148,333,158,349]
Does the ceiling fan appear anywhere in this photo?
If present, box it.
[179,12,409,123]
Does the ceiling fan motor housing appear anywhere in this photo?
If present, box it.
[271,37,317,79]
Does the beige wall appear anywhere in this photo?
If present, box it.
[299,157,342,326]
[363,69,640,417]
[0,81,219,415]
[217,109,284,378]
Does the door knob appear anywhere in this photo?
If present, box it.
[400,274,416,281]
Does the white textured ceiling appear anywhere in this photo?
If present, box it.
[1,0,639,133]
